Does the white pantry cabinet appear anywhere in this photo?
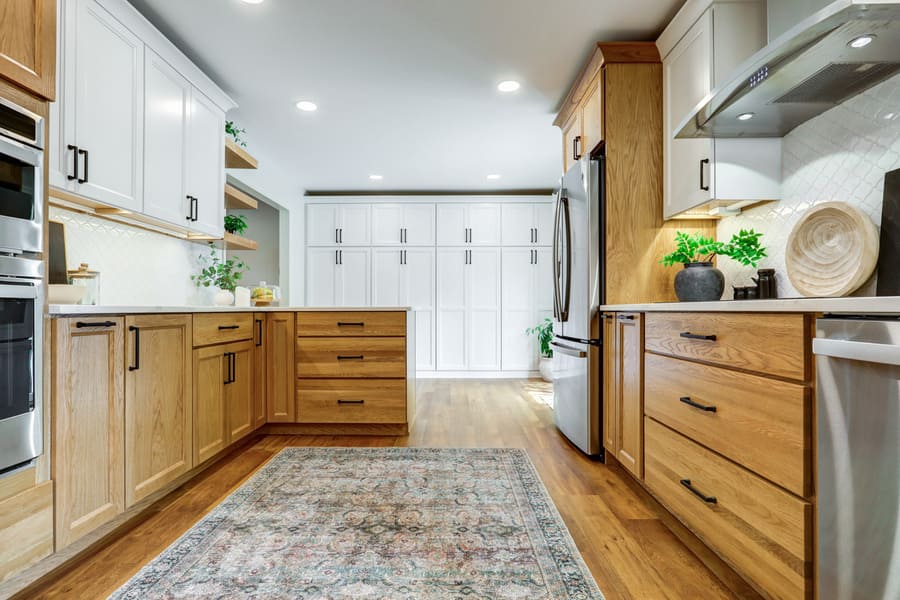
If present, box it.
[501,203,554,246]
[306,204,371,246]
[501,247,553,371]
[436,203,501,246]
[371,204,435,246]
[660,1,780,219]
[306,247,371,307]
[372,247,435,371]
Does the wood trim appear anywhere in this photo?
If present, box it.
[260,423,409,436]
[223,232,258,251]
[0,467,37,504]
[224,183,258,210]
[225,138,258,169]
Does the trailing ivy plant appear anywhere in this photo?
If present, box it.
[191,244,248,292]
[661,229,767,268]
[526,317,555,358]
[224,214,248,236]
[225,120,247,147]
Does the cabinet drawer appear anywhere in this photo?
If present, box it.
[644,418,811,600]
[644,312,809,380]
[193,313,253,347]
[297,337,406,378]
[297,379,406,423]
[645,353,810,496]
[297,311,406,337]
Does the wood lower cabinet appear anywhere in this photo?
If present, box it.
[52,318,125,550]
[602,312,643,478]
[0,0,56,100]
[266,312,295,422]
[226,341,254,443]
[124,314,193,508]
[252,312,266,428]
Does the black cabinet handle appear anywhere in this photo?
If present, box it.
[218,324,240,330]
[335,249,339,265]
[680,479,717,504]
[185,195,193,221]
[78,148,89,183]
[335,228,339,243]
[680,396,717,413]
[337,355,364,360]
[67,144,79,181]
[193,196,199,221]
[337,399,365,405]
[534,227,538,244]
[128,326,140,371]
[699,158,710,191]
[339,250,342,265]
[223,352,232,384]
[573,135,582,160]
[231,352,236,383]
[339,228,343,244]
[75,320,116,328]
[680,331,717,341]
[256,319,263,346]
[337,321,365,327]
[617,314,635,321]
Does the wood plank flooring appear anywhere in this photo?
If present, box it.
[26,379,761,599]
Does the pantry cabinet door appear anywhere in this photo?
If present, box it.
[501,204,534,246]
[403,247,436,371]
[534,203,554,246]
[436,248,467,370]
[336,248,370,307]
[305,248,338,306]
[186,89,225,237]
[467,247,501,370]
[534,247,554,318]
[501,248,536,371]
[338,204,370,245]
[306,204,339,246]
[372,248,402,307]
[371,204,403,245]
[436,204,466,246]
[403,204,435,246]
[468,204,501,246]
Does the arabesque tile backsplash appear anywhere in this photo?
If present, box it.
[717,73,900,298]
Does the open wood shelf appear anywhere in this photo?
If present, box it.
[223,232,258,251]
[225,138,258,169]
[224,183,258,210]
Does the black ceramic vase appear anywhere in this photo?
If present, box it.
[674,262,725,302]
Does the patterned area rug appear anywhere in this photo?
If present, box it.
[110,447,603,600]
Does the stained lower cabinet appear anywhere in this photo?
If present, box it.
[602,312,644,478]
[266,312,296,422]
[253,312,267,428]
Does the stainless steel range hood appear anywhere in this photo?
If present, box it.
[676,0,900,139]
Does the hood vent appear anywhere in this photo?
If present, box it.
[676,0,900,139]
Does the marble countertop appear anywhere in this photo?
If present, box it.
[600,296,900,314]
[48,305,412,316]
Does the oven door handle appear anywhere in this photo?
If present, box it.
[0,280,39,299]
[0,134,42,167]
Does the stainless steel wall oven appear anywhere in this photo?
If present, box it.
[0,95,44,255]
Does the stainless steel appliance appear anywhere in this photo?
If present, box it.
[0,95,44,255]
[814,316,900,600]
[551,154,604,456]
[0,255,43,474]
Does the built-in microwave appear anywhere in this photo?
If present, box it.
[0,96,44,256]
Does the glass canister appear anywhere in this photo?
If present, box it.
[68,263,100,305]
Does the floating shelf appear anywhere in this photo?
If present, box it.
[225,138,258,169]
[223,232,258,251]
[224,183,258,210]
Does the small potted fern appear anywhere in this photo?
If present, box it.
[526,317,554,382]
[662,230,767,301]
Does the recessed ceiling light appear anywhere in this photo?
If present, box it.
[369,174,384,181]
[241,0,264,4]
[295,100,317,112]
[497,80,521,93]
[848,35,875,49]
[486,174,502,180]
[737,112,755,121]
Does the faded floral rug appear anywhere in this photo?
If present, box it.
[110,447,604,599]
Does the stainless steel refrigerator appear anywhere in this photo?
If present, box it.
[551,155,604,457]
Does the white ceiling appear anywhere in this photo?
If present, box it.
[129,0,683,194]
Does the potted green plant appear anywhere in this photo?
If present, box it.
[526,317,554,382]
[191,244,249,306]
[224,214,248,236]
[225,120,247,147]
[661,230,767,301]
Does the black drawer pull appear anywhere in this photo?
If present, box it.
[218,325,240,330]
[617,314,635,321]
[337,399,365,405]
[337,321,365,327]
[337,355,364,361]
[75,321,116,328]
[680,396,717,412]
[680,332,717,341]
[255,319,263,346]
[680,479,717,504]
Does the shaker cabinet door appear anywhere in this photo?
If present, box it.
[186,89,225,237]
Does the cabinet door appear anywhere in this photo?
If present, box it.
[124,314,192,508]
[338,204,370,245]
[306,248,338,306]
[252,313,266,428]
[561,111,582,173]
[615,313,643,478]
[337,248,370,307]
[193,345,226,466]
[306,204,339,246]
[534,247,554,318]
[534,203,554,246]
[143,50,189,227]
[0,0,55,100]
[468,204,501,246]
[48,0,67,189]
[436,248,467,370]
[266,313,295,422]
[403,247,436,371]
[501,204,535,246]
[225,341,254,444]
[371,204,403,245]
[581,77,603,154]
[664,10,714,218]
[71,0,143,211]
[602,314,617,454]
[467,247,501,370]
[53,318,124,550]
[372,248,402,307]
[403,204,435,245]
[187,89,225,237]
[501,248,536,371]
[436,204,466,246]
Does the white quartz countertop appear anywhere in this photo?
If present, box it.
[600,296,900,314]
[49,305,412,316]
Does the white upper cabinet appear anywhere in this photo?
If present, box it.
[501,203,554,246]
[660,0,780,219]
[306,204,371,246]
[371,203,435,246]
[436,203,501,246]
[186,90,225,237]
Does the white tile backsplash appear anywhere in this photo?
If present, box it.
[717,73,900,298]
[50,207,215,306]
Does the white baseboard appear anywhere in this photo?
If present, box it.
[416,370,540,379]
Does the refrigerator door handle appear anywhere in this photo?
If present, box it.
[550,341,587,358]
[559,193,572,322]
[552,187,564,321]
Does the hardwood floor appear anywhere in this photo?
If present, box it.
[27,379,760,599]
